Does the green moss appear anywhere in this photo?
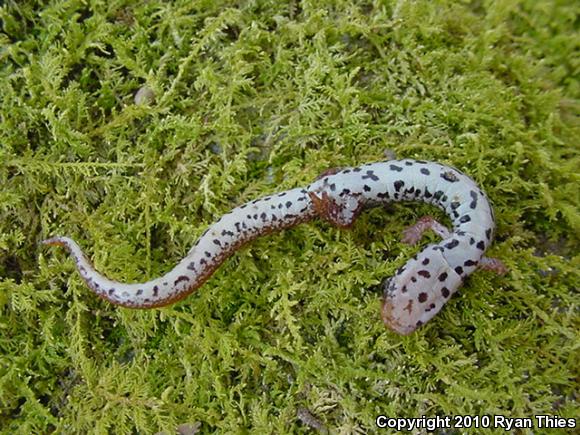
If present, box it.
[1,0,577,433]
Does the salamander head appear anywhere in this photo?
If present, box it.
[381,246,462,335]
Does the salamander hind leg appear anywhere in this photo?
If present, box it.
[479,256,508,275]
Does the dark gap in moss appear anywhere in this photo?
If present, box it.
[150,223,171,252]
[289,0,303,20]
[359,1,375,16]
[8,396,26,420]
[90,42,116,60]
[145,321,169,351]
[222,24,240,42]
[61,63,87,91]
[74,5,94,24]
[1,254,23,284]
[368,282,384,297]
[23,123,50,152]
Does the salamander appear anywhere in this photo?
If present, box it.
[43,159,506,334]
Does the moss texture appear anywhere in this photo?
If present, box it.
[0,0,578,433]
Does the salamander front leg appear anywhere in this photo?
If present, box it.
[401,216,451,244]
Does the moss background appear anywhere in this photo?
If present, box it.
[0,0,578,433]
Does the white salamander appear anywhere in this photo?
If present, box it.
[43,159,506,334]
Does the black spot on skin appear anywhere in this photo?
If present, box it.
[424,188,432,198]
[414,189,421,197]
[187,263,196,270]
[242,222,247,229]
[450,201,460,210]
[394,180,404,192]
[174,276,190,285]
[429,303,436,309]
[353,167,362,172]
[240,204,247,209]
[476,240,485,250]
[485,228,492,240]
[416,160,427,164]
[416,320,424,327]
[221,229,234,236]
[422,257,430,265]
[470,237,475,245]
[418,270,431,278]
[199,259,207,265]
[153,286,159,296]
[401,285,407,293]
[441,287,450,298]
[420,168,430,175]
[433,190,443,201]
[441,171,459,182]
[363,185,371,192]
[405,161,413,166]
[253,214,258,219]
[410,277,417,283]
[213,239,222,246]
[464,259,478,267]
[343,169,351,174]
[438,272,448,282]
[260,212,267,220]
[340,188,351,196]
[470,190,478,209]
[377,191,389,199]
[445,239,459,249]
[277,192,287,197]
[246,214,252,219]
[405,187,415,195]
[459,214,471,223]
[418,292,428,303]
[109,289,116,295]
[455,266,464,275]
[234,222,241,231]
[284,201,292,208]
[433,246,445,252]
[329,183,336,191]
[390,164,403,172]
[362,170,379,181]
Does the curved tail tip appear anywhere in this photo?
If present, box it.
[42,237,65,247]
